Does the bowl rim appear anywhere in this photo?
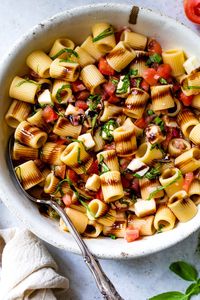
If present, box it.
[1,2,200,259]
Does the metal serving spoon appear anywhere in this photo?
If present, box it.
[7,135,124,300]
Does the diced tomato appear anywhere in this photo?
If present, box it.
[62,194,72,207]
[75,100,88,110]
[42,105,58,123]
[179,92,194,106]
[103,81,116,96]
[71,80,86,92]
[157,64,172,79]
[143,68,158,86]
[87,160,99,175]
[140,79,150,92]
[183,172,194,193]
[134,117,147,129]
[76,90,90,101]
[125,226,140,243]
[108,94,120,104]
[121,177,131,188]
[184,0,200,24]
[98,57,115,76]
[131,179,140,194]
[54,165,66,179]
[67,169,79,182]
[95,188,104,201]
[147,39,162,55]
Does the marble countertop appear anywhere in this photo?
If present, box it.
[1,1,200,299]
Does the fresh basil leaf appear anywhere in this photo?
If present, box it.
[186,283,200,298]
[145,166,161,180]
[184,85,200,90]
[101,119,117,141]
[169,261,198,282]
[149,291,185,300]
[159,77,168,84]
[133,173,143,179]
[51,48,78,60]
[154,116,165,132]
[16,78,39,87]
[56,84,71,103]
[146,53,162,66]
[116,74,130,94]
[109,234,116,240]
[99,154,110,174]
[129,69,138,76]
[147,109,155,116]
[93,27,114,42]
[88,94,101,111]
[157,224,164,233]
[135,77,142,88]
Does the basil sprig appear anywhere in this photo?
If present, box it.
[149,261,200,300]
[92,27,114,42]
[51,48,78,60]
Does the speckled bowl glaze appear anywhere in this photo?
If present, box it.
[1,3,200,259]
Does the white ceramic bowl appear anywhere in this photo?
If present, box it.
[1,3,200,259]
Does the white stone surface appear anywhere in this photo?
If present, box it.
[1,1,200,299]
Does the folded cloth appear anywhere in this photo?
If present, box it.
[0,228,69,300]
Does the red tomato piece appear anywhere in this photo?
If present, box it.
[67,169,79,182]
[87,160,99,175]
[121,177,131,188]
[42,105,58,123]
[143,68,158,86]
[179,92,194,106]
[76,90,90,101]
[184,0,200,24]
[98,57,115,76]
[103,81,116,96]
[95,188,104,201]
[71,80,86,92]
[134,117,147,129]
[75,100,88,110]
[108,94,120,104]
[157,64,172,79]
[147,39,162,55]
[62,194,72,207]
[183,172,194,193]
[125,226,140,243]
[140,79,150,92]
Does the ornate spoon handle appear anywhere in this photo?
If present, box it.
[50,201,124,300]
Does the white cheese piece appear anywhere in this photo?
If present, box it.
[85,174,101,192]
[127,158,149,176]
[134,199,156,217]
[116,75,130,97]
[78,133,95,149]
[38,89,53,106]
[65,103,82,116]
[183,56,200,75]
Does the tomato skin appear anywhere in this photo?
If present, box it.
[71,80,86,92]
[125,226,140,243]
[143,68,158,86]
[179,92,194,106]
[183,172,194,192]
[62,194,72,207]
[75,100,88,110]
[157,64,172,79]
[147,39,162,55]
[108,94,120,104]
[42,105,58,123]
[87,160,99,175]
[140,79,150,92]
[134,117,147,129]
[95,188,104,201]
[184,0,200,24]
[67,169,79,182]
[98,57,115,76]
[103,81,116,96]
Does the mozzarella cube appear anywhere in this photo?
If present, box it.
[85,174,100,192]
[38,89,53,106]
[78,133,95,149]
[134,199,156,217]
[183,56,200,75]
[65,104,80,116]
[127,158,149,176]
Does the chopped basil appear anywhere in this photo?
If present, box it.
[135,77,142,88]
[133,173,143,179]
[101,119,117,141]
[91,114,98,129]
[147,109,155,116]
[79,200,96,219]
[154,116,165,132]
[116,74,130,94]
[129,69,138,76]
[59,59,77,63]
[150,143,165,155]
[146,53,162,66]
[77,147,82,165]
[109,234,116,240]
[51,48,79,60]
[184,85,200,90]
[99,154,110,174]
[157,224,164,233]
[145,166,161,180]
[159,77,168,84]
[16,78,40,87]
[56,84,71,103]
[110,78,119,86]
[92,27,114,42]
[88,94,101,111]
[147,170,182,200]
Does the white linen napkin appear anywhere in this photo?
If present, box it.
[0,228,69,300]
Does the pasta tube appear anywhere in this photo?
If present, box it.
[128,215,155,236]
[84,220,103,238]
[177,109,199,137]
[168,138,191,158]
[53,117,82,138]
[60,208,88,234]
[40,142,65,165]
[100,171,124,203]
[81,36,103,60]
[5,100,31,128]
[86,199,108,220]
[153,205,176,232]
[52,80,72,104]
[96,209,116,226]
[151,85,174,111]
[134,199,156,218]
[162,49,185,77]
[140,178,164,200]
[50,58,80,82]
[175,148,200,174]
[159,168,183,197]
[189,123,200,145]
[49,38,75,59]
[123,88,149,119]
[136,142,163,164]
[188,179,200,205]
[13,142,38,161]
[80,64,106,94]
[44,172,60,194]
[103,220,127,238]
[92,23,116,53]
[26,50,52,78]
[120,30,147,50]
[97,150,119,172]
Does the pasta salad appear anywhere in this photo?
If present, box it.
[5,22,200,242]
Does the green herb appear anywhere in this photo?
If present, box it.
[129,69,138,76]
[157,224,164,233]
[147,109,155,116]
[91,114,98,129]
[79,200,96,219]
[88,94,101,111]
[150,143,165,155]
[149,261,200,300]
[51,48,79,60]
[109,234,116,240]
[92,27,114,42]
[15,166,22,182]
[116,74,130,94]
[146,53,162,66]
[147,170,182,200]
[135,77,142,88]
[184,86,200,90]
[56,84,71,103]
[154,116,165,132]
[16,78,39,87]
[59,59,77,63]
[99,154,110,174]
[145,166,161,180]
[110,78,119,86]
[101,119,117,142]
[159,77,168,84]
[77,147,82,164]
[133,173,143,179]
